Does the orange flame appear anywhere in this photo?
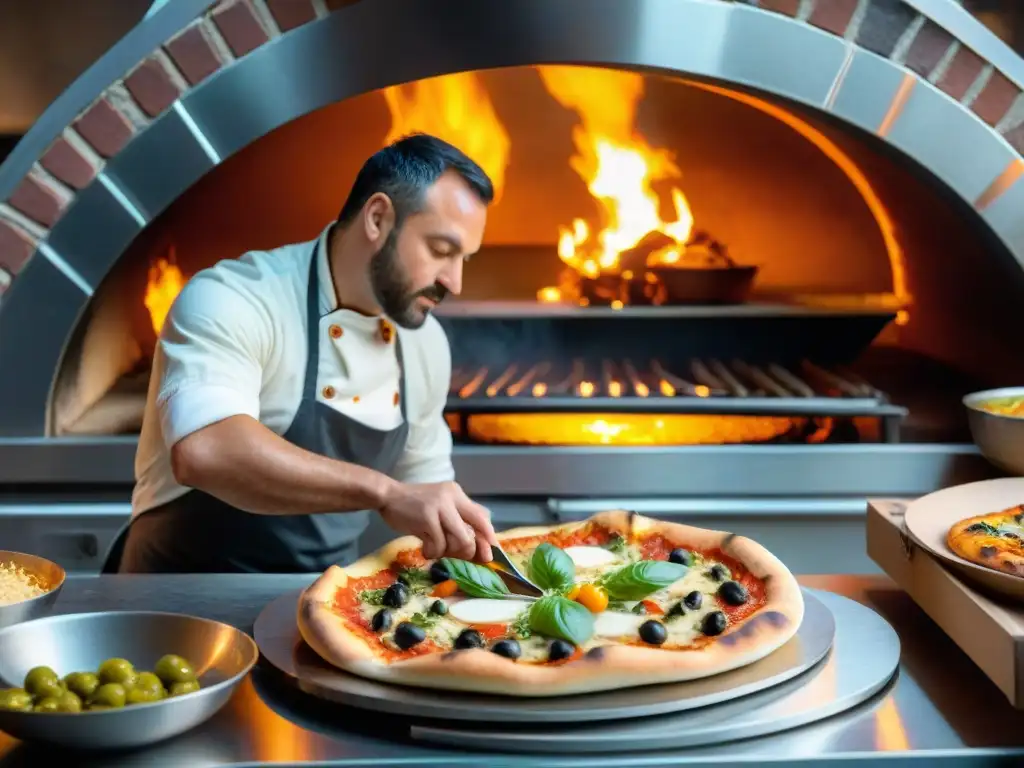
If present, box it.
[144,248,186,336]
[535,66,695,281]
[382,72,511,202]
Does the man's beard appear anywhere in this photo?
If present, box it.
[368,230,448,329]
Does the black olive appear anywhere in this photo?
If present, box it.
[548,639,575,661]
[382,582,409,608]
[702,611,728,636]
[428,561,451,584]
[454,629,485,649]
[371,608,392,632]
[393,621,426,650]
[639,620,668,645]
[491,639,522,660]
[707,564,730,582]
[966,523,989,533]
[669,548,693,566]
[631,602,647,615]
[430,599,448,615]
[718,581,748,606]
[683,590,703,610]
[665,601,685,619]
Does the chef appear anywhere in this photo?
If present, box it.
[104,133,499,574]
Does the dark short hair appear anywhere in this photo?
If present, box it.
[337,133,494,227]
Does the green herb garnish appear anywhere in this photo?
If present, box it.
[967,522,1000,535]
[441,558,511,599]
[398,567,434,593]
[409,612,440,629]
[359,588,387,605]
[605,534,628,556]
[528,542,576,591]
[599,560,688,601]
[528,595,595,646]
[511,610,533,640]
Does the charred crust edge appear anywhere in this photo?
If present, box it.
[719,611,788,646]
[585,646,607,661]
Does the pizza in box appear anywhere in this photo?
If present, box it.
[297,510,804,696]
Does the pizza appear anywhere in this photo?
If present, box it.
[296,510,804,697]
[947,505,1024,577]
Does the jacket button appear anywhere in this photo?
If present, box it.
[329,324,343,339]
[393,391,400,406]
[322,386,336,399]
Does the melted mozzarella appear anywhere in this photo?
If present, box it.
[449,598,533,624]
[564,546,620,568]
[594,611,645,638]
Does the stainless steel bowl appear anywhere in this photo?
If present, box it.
[964,387,1024,476]
[0,550,65,630]
[0,611,258,750]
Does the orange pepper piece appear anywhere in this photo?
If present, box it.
[576,583,609,613]
[640,599,664,615]
[431,579,458,598]
[565,583,582,601]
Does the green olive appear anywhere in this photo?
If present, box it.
[63,671,100,699]
[98,658,137,687]
[33,696,62,713]
[23,666,62,699]
[154,654,196,686]
[130,671,166,697]
[0,688,33,712]
[125,687,163,705]
[87,682,126,709]
[168,680,201,697]
[55,690,83,713]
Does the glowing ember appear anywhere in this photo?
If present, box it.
[144,248,187,336]
[535,66,696,296]
[382,72,511,203]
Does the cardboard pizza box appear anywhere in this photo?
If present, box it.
[866,499,1024,708]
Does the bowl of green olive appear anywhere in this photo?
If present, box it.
[0,611,258,750]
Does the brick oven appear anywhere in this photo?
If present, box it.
[1,0,1023,574]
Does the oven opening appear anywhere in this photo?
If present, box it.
[48,65,1021,446]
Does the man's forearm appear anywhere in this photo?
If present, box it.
[170,415,399,515]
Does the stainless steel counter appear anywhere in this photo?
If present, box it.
[0,574,1021,766]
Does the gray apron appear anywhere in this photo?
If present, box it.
[103,240,410,574]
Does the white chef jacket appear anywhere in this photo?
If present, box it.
[131,224,455,517]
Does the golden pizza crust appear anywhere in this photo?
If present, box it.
[947,505,1024,578]
[296,511,805,697]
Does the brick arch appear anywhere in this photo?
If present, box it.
[1,0,1023,436]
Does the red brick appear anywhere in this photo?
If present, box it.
[211,0,270,57]
[758,0,800,15]
[123,57,183,118]
[808,0,858,36]
[937,46,986,102]
[0,218,36,273]
[903,21,955,77]
[971,71,1020,126]
[165,23,224,85]
[74,99,134,158]
[265,0,317,31]
[39,137,98,190]
[7,174,67,229]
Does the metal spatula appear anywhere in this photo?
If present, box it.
[490,545,544,597]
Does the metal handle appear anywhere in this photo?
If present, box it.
[545,497,904,521]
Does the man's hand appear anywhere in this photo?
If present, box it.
[380,481,498,562]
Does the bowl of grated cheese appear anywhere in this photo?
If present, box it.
[0,551,65,630]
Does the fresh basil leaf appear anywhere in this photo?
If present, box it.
[528,595,595,646]
[528,542,576,591]
[600,560,688,601]
[409,612,439,629]
[966,522,1000,535]
[440,558,511,599]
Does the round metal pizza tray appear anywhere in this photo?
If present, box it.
[904,477,1024,602]
[253,587,839,724]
